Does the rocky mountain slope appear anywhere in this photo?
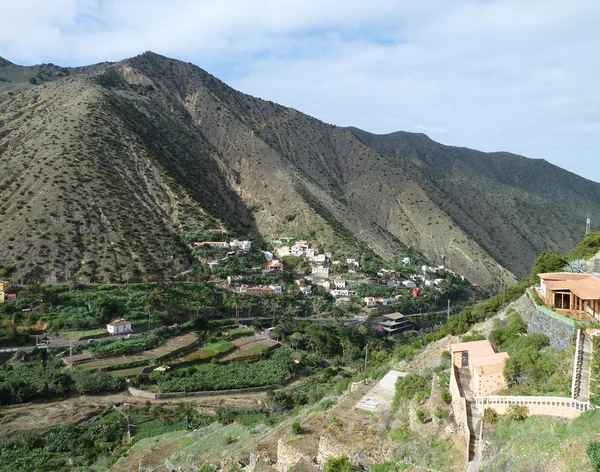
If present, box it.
[1,52,599,288]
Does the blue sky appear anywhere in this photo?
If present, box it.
[1,0,599,182]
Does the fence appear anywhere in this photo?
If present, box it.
[475,395,590,416]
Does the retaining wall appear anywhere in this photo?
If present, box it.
[276,439,314,472]
[449,365,470,460]
[128,384,276,399]
[517,293,575,350]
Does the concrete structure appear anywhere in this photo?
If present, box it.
[401,280,416,288]
[538,272,600,321]
[450,340,509,396]
[330,289,356,298]
[107,319,132,335]
[356,370,406,412]
[378,312,411,334]
[346,258,359,267]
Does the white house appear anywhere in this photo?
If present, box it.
[311,254,327,263]
[364,296,378,307]
[346,258,359,267]
[107,319,132,335]
[402,257,411,265]
[333,279,346,288]
[401,280,417,288]
[331,289,356,298]
[421,265,429,273]
[299,286,312,295]
[305,248,316,258]
[262,251,274,262]
[275,246,291,257]
[312,266,330,277]
[270,285,283,296]
[230,240,252,252]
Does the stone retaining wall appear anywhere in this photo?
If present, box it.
[516,294,575,350]
[128,384,276,399]
[275,439,314,472]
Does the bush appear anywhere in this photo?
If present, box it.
[415,409,427,423]
[324,456,354,472]
[506,404,529,421]
[483,408,498,425]
[291,420,302,434]
[440,388,451,404]
[587,441,600,472]
[393,373,429,407]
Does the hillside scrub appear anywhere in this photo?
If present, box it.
[489,312,571,396]
[0,410,125,471]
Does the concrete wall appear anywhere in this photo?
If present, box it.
[516,294,575,350]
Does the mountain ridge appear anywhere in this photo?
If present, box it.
[0,51,598,289]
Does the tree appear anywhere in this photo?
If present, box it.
[529,252,568,281]
[29,77,37,84]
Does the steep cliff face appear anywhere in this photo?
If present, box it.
[2,52,598,288]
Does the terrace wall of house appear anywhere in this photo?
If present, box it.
[520,292,576,350]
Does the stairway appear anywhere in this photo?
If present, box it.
[576,335,593,401]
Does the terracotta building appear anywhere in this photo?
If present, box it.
[450,340,509,396]
[538,272,600,321]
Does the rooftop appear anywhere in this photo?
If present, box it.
[383,312,405,321]
[450,339,496,358]
[541,273,600,300]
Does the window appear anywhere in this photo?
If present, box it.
[554,292,570,310]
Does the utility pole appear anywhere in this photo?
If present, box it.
[364,343,369,384]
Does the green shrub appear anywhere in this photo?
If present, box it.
[415,409,427,423]
[506,405,529,421]
[291,420,302,434]
[324,456,354,472]
[440,388,451,404]
[483,408,498,425]
[587,441,600,472]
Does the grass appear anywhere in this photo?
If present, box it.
[389,425,455,470]
[202,340,234,353]
[245,343,269,355]
[57,328,107,339]
[483,410,600,471]
[224,327,253,338]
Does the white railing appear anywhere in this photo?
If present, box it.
[475,395,591,412]
[572,329,584,399]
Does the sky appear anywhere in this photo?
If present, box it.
[0,0,598,182]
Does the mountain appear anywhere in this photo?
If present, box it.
[1,52,599,289]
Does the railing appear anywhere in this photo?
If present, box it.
[572,329,584,399]
[475,395,591,412]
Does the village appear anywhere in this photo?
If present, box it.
[191,229,469,318]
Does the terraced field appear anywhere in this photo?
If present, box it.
[79,333,199,371]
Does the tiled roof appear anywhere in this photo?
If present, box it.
[541,273,600,300]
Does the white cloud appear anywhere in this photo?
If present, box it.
[0,0,598,181]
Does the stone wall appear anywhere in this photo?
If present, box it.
[515,295,575,350]
[275,439,314,472]
[317,435,368,468]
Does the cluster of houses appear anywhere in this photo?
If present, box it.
[274,240,327,263]
[0,281,16,303]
